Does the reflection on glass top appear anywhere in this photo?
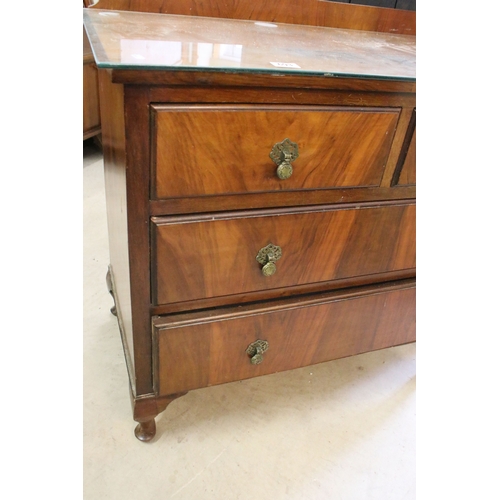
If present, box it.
[83,9,415,81]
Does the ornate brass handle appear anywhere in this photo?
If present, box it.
[256,243,282,277]
[270,138,299,180]
[246,340,269,365]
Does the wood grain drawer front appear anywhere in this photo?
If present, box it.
[393,108,416,187]
[396,125,416,186]
[152,202,416,305]
[152,105,399,199]
[153,282,416,395]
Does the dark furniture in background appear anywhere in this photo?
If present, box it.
[330,0,415,11]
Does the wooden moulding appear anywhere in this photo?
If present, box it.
[149,186,416,216]
[150,268,415,316]
[148,86,416,107]
[112,70,416,93]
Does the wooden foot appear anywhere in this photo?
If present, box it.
[131,391,188,442]
[105,266,118,316]
[134,419,156,442]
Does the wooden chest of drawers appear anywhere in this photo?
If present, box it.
[84,4,416,442]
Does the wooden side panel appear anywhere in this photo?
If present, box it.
[90,0,415,34]
[152,202,416,304]
[153,106,399,199]
[98,76,157,396]
[98,70,135,387]
[154,282,416,394]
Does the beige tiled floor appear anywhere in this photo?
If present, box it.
[83,141,416,499]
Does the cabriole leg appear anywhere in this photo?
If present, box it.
[132,392,188,442]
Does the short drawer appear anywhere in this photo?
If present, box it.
[151,202,416,305]
[151,105,399,199]
[395,125,416,186]
[153,281,416,395]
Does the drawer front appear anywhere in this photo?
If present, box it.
[153,282,416,395]
[394,109,416,187]
[152,202,416,305]
[396,125,416,186]
[152,105,399,199]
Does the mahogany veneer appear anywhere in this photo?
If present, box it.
[153,281,416,395]
[152,106,399,198]
[152,202,416,305]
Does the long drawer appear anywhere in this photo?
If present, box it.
[153,280,416,395]
[151,202,416,305]
[151,105,400,199]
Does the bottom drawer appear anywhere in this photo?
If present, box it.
[153,280,416,396]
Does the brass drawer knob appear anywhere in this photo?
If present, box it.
[256,243,282,276]
[246,340,269,365]
[270,138,299,180]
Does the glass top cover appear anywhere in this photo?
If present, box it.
[83,9,415,81]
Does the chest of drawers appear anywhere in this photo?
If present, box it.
[84,5,416,442]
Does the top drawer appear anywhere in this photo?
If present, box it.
[151,105,399,199]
